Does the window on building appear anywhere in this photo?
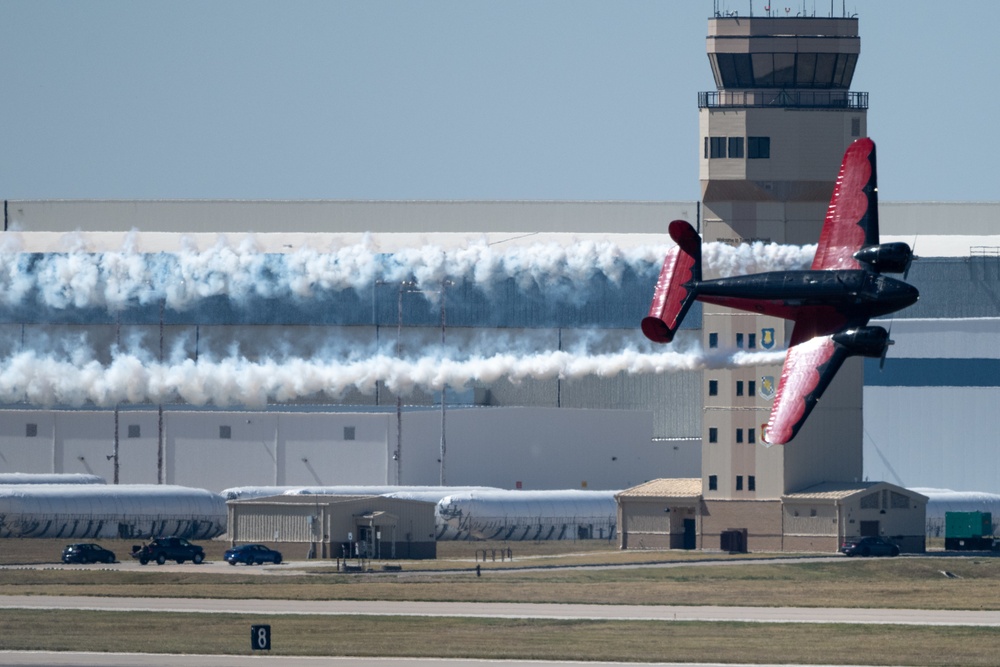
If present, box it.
[708,427,718,443]
[709,475,718,491]
[749,380,756,397]
[748,475,756,491]
[127,425,140,438]
[708,332,718,348]
[26,423,37,437]
[851,117,861,137]
[736,332,744,348]
[709,379,718,396]
[748,428,756,444]
[219,425,232,439]
[728,136,744,158]
[748,333,756,349]
[891,491,911,509]
[748,136,770,159]
[736,428,744,444]
[736,380,744,397]
[343,426,356,441]
[736,475,744,491]
[708,136,727,158]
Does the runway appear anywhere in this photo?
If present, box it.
[2,595,999,626]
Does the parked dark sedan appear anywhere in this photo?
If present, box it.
[131,536,205,565]
[62,543,116,564]
[224,543,283,565]
[839,536,900,557]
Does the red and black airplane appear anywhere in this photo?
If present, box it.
[641,137,918,445]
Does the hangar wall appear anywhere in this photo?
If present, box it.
[863,318,1000,493]
[0,199,998,496]
[3,199,697,235]
[0,406,676,493]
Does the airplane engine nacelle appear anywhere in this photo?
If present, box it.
[832,326,889,358]
[853,243,913,273]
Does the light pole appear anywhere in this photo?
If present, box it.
[377,279,451,486]
[438,280,452,486]
[157,298,164,484]
[377,279,416,485]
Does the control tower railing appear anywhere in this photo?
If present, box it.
[699,90,868,109]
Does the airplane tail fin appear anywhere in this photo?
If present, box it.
[641,220,701,343]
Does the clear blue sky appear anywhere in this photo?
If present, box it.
[1,1,995,202]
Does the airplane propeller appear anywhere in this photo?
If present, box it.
[879,319,895,370]
[903,237,918,280]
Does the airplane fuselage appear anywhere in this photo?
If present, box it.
[693,269,919,326]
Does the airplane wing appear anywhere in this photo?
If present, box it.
[764,332,851,445]
[810,137,879,271]
[764,137,881,444]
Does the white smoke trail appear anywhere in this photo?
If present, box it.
[0,232,808,408]
[0,232,816,311]
[702,241,817,278]
[0,347,785,408]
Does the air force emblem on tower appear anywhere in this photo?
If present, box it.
[760,375,776,400]
[761,328,775,349]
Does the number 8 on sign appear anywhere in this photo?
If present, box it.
[251,624,271,651]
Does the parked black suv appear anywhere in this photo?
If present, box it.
[131,537,205,565]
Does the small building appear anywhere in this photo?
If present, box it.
[227,494,437,560]
[616,478,702,550]
[617,479,927,554]
[782,482,928,554]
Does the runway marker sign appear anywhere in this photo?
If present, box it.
[251,624,271,651]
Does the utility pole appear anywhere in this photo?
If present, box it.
[395,283,403,485]
[157,298,164,484]
[112,312,120,484]
[439,282,447,485]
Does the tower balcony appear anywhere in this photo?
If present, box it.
[699,90,868,110]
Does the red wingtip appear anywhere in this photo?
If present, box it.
[641,316,674,343]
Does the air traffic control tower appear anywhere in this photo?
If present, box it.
[698,15,867,511]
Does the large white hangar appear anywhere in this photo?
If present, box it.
[0,199,706,493]
[0,197,995,499]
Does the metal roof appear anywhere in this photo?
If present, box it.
[616,478,703,499]
[783,481,928,502]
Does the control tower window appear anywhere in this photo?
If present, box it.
[710,52,857,89]
[714,53,754,88]
[748,137,770,159]
[705,136,727,159]
[796,53,817,87]
[751,53,775,86]
[728,137,744,158]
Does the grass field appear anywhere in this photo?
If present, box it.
[1,610,999,666]
[2,537,999,664]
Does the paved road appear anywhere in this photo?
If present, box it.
[2,595,999,626]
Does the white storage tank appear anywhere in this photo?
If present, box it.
[220,485,500,501]
[435,489,618,541]
[0,484,226,540]
[0,473,106,485]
